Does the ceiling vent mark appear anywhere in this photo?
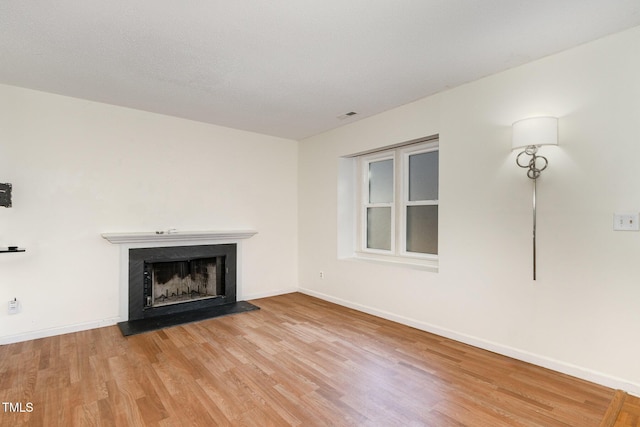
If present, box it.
[337,111,358,120]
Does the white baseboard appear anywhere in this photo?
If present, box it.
[298,287,640,396]
[241,288,297,301]
[0,317,120,345]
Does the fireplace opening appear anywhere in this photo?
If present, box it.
[145,257,224,308]
[127,244,237,322]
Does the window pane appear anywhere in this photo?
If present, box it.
[409,151,438,201]
[406,205,438,254]
[369,159,393,203]
[367,207,391,250]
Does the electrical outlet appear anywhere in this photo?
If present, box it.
[8,298,20,315]
[319,271,324,279]
[613,213,639,231]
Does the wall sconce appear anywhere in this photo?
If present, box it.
[512,116,558,280]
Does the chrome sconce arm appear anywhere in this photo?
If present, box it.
[511,117,558,281]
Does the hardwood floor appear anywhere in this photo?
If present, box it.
[0,292,633,426]
[600,391,640,427]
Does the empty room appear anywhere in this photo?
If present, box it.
[2,1,640,426]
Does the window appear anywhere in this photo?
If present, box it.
[357,139,439,264]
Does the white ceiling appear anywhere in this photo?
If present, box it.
[2,1,640,140]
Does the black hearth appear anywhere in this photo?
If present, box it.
[117,243,258,335]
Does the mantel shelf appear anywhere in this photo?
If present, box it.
[101,230,257,244]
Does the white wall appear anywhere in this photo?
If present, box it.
[0,85,298,343]
[298,26,640,394]
[2,23,639,396]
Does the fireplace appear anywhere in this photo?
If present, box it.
[102,230,259,335]
[128,244,237,322]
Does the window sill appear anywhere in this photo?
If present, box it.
[344,251,439,272]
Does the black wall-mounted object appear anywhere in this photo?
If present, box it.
[0,183,12,208]
[1,247,25,253]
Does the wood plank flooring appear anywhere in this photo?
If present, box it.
[604,392,640,427]
[0,292,632,426]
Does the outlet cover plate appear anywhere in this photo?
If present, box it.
[613,213,639,231]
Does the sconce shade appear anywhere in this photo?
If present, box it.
[512,116,558,150]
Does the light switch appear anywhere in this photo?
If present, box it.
[613,213,639,231]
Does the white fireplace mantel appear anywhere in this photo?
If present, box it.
[101,229,257,244]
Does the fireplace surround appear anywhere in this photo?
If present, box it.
[102,230,258,335]
[128,244,236,321]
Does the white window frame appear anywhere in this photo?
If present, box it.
[360,151,396,255]
[399,142,439,260]
[355,139,439,268]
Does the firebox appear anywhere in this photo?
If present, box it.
[144,257,222,308]
[127,244,237,321]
